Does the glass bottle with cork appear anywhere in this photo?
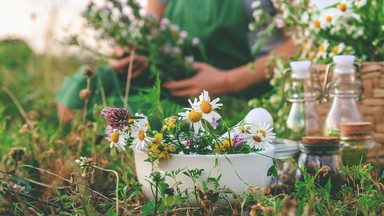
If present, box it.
[323,55,363,136]
[340,122,379,168]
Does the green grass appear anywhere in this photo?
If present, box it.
[0,38,383,215]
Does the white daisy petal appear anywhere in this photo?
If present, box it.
[108,129,129,152]
[131,123,152,151]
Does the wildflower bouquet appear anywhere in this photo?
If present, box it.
[101,90,275,159]
[74,0,205,81]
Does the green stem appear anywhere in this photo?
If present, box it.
[22,177,68,189]
[190,177,200,207]
[94,165,119,215]
[154,180,159,215]
[82,78,91,123]
[124,47,136,109]
[0,87,30,123]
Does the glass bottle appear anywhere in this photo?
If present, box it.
[296,136,346,195]
[269,139,299,194]
[340,122,379,168]
[323,55,363,136]
[283,61,322,141]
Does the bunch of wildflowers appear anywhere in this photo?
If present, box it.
[74,0,206,81]
[100,90,275,160]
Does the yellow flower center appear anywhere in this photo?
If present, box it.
[338,2,347,12]
[188,110,202,123]
[253,135,262,142]
[257,129,266,137]
[214,143,226,153]
[332,45,339,53]
[154,133,163,143]
[325,15,332,23]
[222,139,234,149]
[313,20,320,29]
[318,44,326,52]
[128,119,135,124]
[110,131,120,143]
[138,130,145,141]
[200,101,212,114]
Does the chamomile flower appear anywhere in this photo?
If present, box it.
[338,1,347,12]
[107,129,129,152]
[354,0,366,7]
[245,122,275,148]
[323,14,335,27]
[232,123,251,138]
[311,19,322,31]
[316,41,329,60]
[331,43,346,54]
[179,109,203,134]
[195,90,223,125]
[131,123,152,151]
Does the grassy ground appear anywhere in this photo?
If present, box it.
[0,38,383,215]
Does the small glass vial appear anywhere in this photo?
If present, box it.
[340,122,379,168]
[269,139,299,194]
[296,137,346,194]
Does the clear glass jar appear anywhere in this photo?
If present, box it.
[284,61,322,140]
[340,122,379,168]
[296,137,346,194]
[323,55,363,136]
[269,139,299,194]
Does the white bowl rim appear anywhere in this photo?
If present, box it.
[133,144,275,158]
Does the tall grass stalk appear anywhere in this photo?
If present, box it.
[124,47,136,109]
[94,165,120,215]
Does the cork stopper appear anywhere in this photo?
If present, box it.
[301,136,340,146]
[339,122,372,136]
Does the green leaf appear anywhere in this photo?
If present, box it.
[157,205,172,212]
[159,182,169,195]
[163,196,175,206]
[126,190,140,202]
[324,3,339,9]
[267,158,278,177]
[141,200,155,215]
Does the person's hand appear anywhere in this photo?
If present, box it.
[109,54,148,78]
[163,62,230,98]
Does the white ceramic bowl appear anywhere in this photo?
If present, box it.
[134,145,275,203]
